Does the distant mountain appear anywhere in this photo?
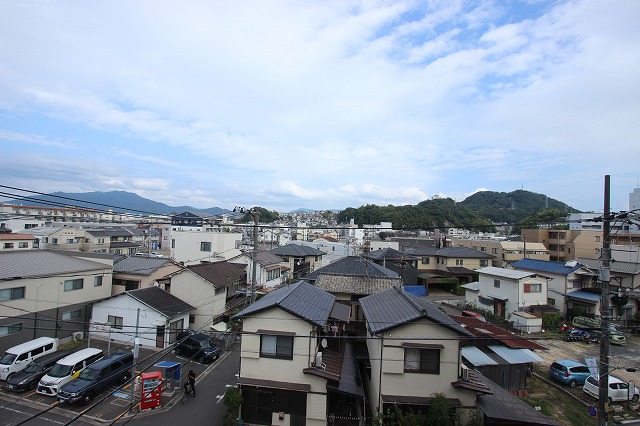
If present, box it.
[288,208,317,214]
[337,189,579,229]
[4,191,230,217]
[459,190,578,224]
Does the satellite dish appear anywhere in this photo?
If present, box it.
[321,338,328,348]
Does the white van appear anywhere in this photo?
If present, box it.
[36,348,103,396]
[0,337,58,381]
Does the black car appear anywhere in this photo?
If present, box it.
[175,331,220,364]
[5,350,71,392]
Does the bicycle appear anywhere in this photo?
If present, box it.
[182,381,194,404]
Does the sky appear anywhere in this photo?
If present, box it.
[0,0,639,214]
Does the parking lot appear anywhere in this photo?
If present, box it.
[0,337,227,424]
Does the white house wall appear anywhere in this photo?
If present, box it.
[91,296,174,348]
[170,230,242,266]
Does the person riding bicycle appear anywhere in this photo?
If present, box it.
[186,369,196,397]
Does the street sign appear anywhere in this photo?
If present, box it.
[587,405,597,417]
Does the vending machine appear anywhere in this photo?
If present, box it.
[140,371,162,410]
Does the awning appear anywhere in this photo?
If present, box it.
[461,346,498,366]
[461,282,480,291]
[488,346,543,364]
[210,322,227,332]
[486,294,508,301]
[564,290,600,303]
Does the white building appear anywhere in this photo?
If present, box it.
[170,229,242,266]
[90,287,193,349]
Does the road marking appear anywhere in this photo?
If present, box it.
[216,395,224,404]
[3,406,65,424]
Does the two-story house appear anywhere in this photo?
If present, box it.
[0,250,113,351]
[111,255,183,295]
[269,244,326,281]
[358,286,485,422]
[403,245,494,285]
[0,233,38,251]
[464,267,549,319]
[166,261,247,330]
[511,258,595,316]
[229,251,288,289]
[233,281,353,426]
[361,247,419,285]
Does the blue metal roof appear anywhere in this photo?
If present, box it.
[564,290,601,302]
[512,258,583,276]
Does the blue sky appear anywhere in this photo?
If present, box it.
[1,0,638,213]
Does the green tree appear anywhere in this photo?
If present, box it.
[223,387,243,426]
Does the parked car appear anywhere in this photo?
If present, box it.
[5,350,71,392]
[57,351,133,405]
[549,360,592,388]
[175,331,220,364]
[583,375,640,402]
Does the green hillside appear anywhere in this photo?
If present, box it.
[338,190,577,229]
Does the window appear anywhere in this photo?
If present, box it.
[494,279,500,288]
[455,259,464,266]
[0,286,25,300]
[66,239,73,244]
[404,348,440,374]
[62,309,81,320]
[260,334,294,359]
[63,279,83,291]
[492,261,499,267]
[480,260,488,267]
[108,315,123,330]
[548,298,556,306]
[94,276,103,287]
[18,242,29,248]
[0,323,23,337]
[491,248,498,254]
[3,243,14,249]
[200,242,212,251]
[171,239,175,249]
[480,247,486,252]
[595,236,600,242]
[52,238,58,244]
[421,257,429,264]
[524,283,542,293]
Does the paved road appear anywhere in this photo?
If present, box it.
[117,345,240,426]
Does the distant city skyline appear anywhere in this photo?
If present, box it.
[1,1,639,213]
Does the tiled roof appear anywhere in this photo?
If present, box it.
[127,286,194,318]
[476,266,537,280]
[185,261,246,288]
[304,256,399,281]
[575,257,640,275]
[451,315,546,350]
[315,274,401,296]
[254,251,284,266]
[113,256,176,275]
[404,246,494,259]
[359,286,473,336]
[0,233,38,240]
[512,258,584,276]
[233,281,335,327]
[0,250,112,280]
[270,244,326,257]
[362,248,419,261]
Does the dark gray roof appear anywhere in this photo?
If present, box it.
[233,281,335,327]
[304,256,399,281]
[404,246,494,259]
[270,244,326,257]
[126,286,194,318]
[359,286,473,336]
[475,372,559,425]
[254,251,284,266]
[576,257,640,275]
[113,256,177,276]
[0,250,111,281]
[85,227,134,237]
[363,247,419,261]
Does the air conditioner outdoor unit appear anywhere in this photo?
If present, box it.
[73,331,84,341]
[316,352,323,368]
[461,365,469,380]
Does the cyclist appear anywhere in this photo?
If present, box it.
[186,369,196,397]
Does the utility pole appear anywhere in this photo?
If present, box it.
[130,308,140,409]
[250,210,260,304]
[598,175,611,426]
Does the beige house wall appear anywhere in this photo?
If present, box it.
[241,308,328,425]
[365,319,474,414]
[111,263,182,296]
[168,270,227,330]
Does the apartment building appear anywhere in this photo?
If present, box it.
[521,229,601,262]
[453,238,549,267]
